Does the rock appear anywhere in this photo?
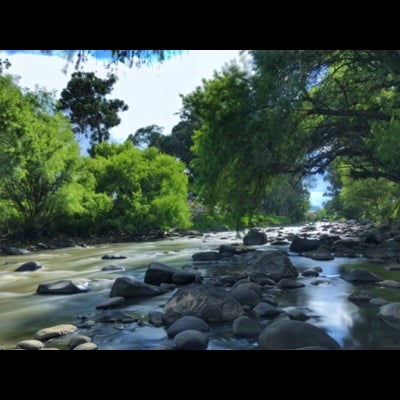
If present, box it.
[243,229,268,246]
[379,302,400,325]
[16,339,44,350]
[148,311,165,327]
[289,236,321,253]
[167,315,209,338]
[192,251,222,261]
[277,279,305,289]
[144,262,176,285]
[171,271,202,285]
[369,298,389,306]
[314,266,323,272]
[219,244,241,255]
[96,311,137,323]
[101,254,127,260]
[101,265,125,271]
[15,261,42,272]
[110,276,166,298]
[173,330,209,350]
[302,269,319,277]
[34,324,78,341]
[233,281,263,296]
[288,311,310,321]
[163,283,243,324]
[73,343,98,350]
[246,250,298,282]
[304,246,334,261]
[37,279,89,294]
[96,296,125,309]
[348,291,374,302]
[377,280,400,288]
[249,273,276,286]
[229,286,261,308]
[67,335,92,349]
[340,269,381,283]
[252,302,281,318]
[258,320,340,350]
[232,316,260,337]
[310,279,330,286]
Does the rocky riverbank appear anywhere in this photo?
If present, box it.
[3,219,400,350]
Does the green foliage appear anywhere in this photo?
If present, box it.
[88,142,191,234]
[0,75,95,237]
[57,72,128,155]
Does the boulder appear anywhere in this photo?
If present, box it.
[258,320,340,349]
[252,302,281,318]
[144,262,176,285]
[167,315,209,338]
[163,283,243,324]
[15,261,42,272]
[246,250,298,282]
[16,339,44,350]
[37,279,89,295]
[243,229,267,246]
[110,276,166,298]
[289,236,320,253]
[173,330,209,350]
[229,286,262,308]
[34,324,78,341]
[340,269,381,283]
[232,316,261,337]
[192,251,222,261]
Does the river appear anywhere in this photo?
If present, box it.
[1,224,400,350]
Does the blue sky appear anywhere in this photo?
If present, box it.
[0,50,328,207]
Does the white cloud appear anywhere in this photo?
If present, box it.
[0,50,241,142]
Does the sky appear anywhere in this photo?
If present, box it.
[0,50,328,207]
[0,50,242,140]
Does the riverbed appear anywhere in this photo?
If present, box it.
[1,223,400,349]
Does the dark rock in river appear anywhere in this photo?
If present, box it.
[340,269,381,283]
[253,302,281,318]
[37,279,89,294]
[96,296,125,309]
[148,310,165,327]
[110,276,166,298]
[348,290,374,303]
[163,283,243,324]
[15,261,42,272]
[243,229,268,246]
[289,236,321,253]
[144,262,201,286]
[302,269,319,277]
[258,320,341,350]
[101,265,126,272]
[192,251,222,261]
[101,254,128,260]
[379,302,400,328]
[246,250,298,282]
[167,315,209,338]
[173,330,209,350]
[229,286,262,307]
[144,262,177,285]
[304,245,334,261]
[232,316,261,338]
[277,278,305,289]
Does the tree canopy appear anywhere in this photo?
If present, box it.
[57,71,128,155]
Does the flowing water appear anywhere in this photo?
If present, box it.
[1,225,400,350]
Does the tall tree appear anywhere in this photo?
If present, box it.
[57,71,128,155]
[0,75,92,237]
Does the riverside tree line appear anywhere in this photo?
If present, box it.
[1,50,400,239]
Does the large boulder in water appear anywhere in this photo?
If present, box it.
[379,302,400,329]
[289,236,321,253]
[340,269,381,283]
[144,262,176,285]
[246,250,298,282]
[163,283,243,325]
[110,276,166,298]
[37,279,89,294]
[258,320,340,349]
[243,229,267,246]
[15,261,43,272]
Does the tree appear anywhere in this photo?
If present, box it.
[127,124,164,149]
[87,142,191,234]
[0,75,95,237]
[57,71,128,155]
